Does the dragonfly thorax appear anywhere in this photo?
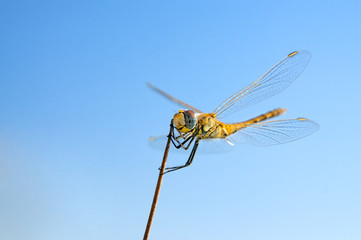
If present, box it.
[173,109,197,133]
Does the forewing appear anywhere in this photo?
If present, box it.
[149,135,170,151]
[229,118,319,146]
[213,51,311,118]
[147,83,202,113]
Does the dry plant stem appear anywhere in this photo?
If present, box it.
[143,120,174,240]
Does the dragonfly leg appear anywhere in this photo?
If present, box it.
[169,127,195,150]
[158,136,195,172]
[182,137,195,150]
[163,139,200,174]
[170,135,195,150]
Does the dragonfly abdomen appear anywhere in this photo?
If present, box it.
[225,108,287,135]
[245,108,286,125]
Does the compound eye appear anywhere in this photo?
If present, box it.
[183,110,196,129]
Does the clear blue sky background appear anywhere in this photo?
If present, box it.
[1,1,361,240]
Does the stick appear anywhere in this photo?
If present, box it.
[143,120,174,240]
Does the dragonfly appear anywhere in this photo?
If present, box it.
[149,50,319,174]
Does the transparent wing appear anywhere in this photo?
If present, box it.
[149,135,170,151]
[147,83,202,113]
[229,118,319,146]
[149,135,235,154]
[213,51,311,118]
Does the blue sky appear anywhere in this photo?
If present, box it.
[1,1,361,240]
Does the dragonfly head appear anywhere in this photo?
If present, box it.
[173,109,197,133]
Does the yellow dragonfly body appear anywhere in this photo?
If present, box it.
[173,108,286,140]
[149,51,318,173]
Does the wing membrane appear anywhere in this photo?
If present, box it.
[213,51,311,118]
[147,83,202,113]
[229,118,319,146]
